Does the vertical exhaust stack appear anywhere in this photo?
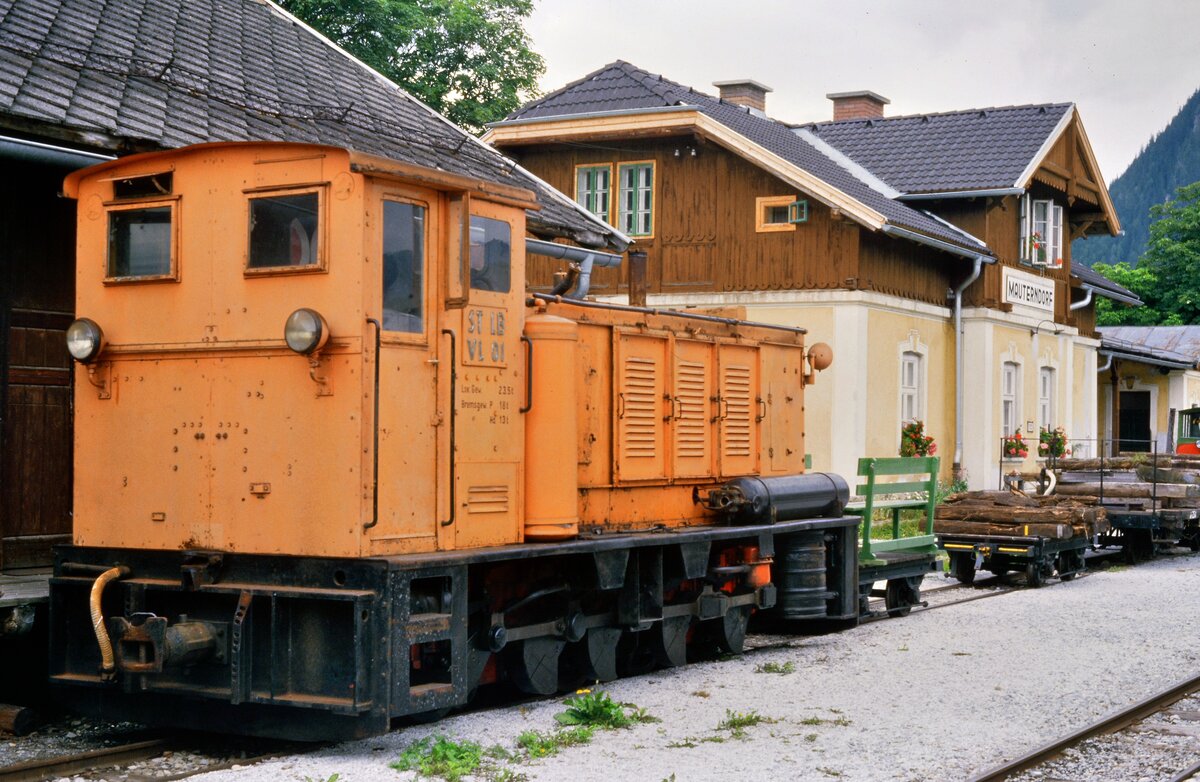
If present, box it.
[522,309,581,540]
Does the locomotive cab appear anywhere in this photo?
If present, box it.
[49,142,857,740]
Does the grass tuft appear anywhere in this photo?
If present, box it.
[554,689,655,729]
[755,660,797,675]
[392,736,484,782]
[515,727,594,758]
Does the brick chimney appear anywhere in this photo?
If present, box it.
[827,90,890,121]
[713,79,772,113]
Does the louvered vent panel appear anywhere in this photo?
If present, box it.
[466,484,509,514]
[621,355,658,459]
[722,364,753,457]
[674,360,707,458]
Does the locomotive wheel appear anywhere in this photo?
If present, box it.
[1025,561,1045,588]
[507,638,565,695]
[950,553,976,585]
[616,628,658,676]
[651,615,691,668]
[558,628,620,689]
[720,606,752,654]
[884,576,922,618]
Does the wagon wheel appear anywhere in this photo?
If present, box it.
[507,637,566,695]
[884,576,923,618]
[1057,551,1081,581]
[1025,561,1045,588]
[950,553,976,585]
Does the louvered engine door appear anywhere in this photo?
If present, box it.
[671,340,715,479]
[716,344,760,476]
[614,332,668,483]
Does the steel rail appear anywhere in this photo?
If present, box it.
[968,671,1200,781]
[1169,756,1200,782]
[0,738,168,782]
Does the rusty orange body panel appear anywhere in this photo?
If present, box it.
[66,141,814,560]
[49,140,857,742]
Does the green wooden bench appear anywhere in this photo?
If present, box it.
[845,456,940,567]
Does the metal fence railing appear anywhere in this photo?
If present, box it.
[997,437,1168,508]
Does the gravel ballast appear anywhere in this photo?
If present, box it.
[179,553,1200,781]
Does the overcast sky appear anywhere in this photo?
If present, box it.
[526,1,1200,184]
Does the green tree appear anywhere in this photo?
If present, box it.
[1139,181,1200,323]
[1092,261,1181,326]
[279,0,545,133]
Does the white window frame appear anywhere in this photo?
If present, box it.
[1038,366,1055,431]
[574,164,611,222]
[1021,194,1064,268]
[1002,361,1022,437]
[900,351,922,425]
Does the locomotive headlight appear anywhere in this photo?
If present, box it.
[66,318,105,363]
[284,308,329,355]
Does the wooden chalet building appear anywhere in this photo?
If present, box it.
[0,0,624,571]
[485,61,1134,488]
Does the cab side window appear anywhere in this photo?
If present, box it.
[106,172,177,282]
[108,205,173,278]
[247,190,321,271]
[382,200,426,333]
[469,215,511,293]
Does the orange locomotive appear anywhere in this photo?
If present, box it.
[49,142,855,739]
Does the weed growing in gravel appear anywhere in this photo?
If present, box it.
[755,660,797,675]
[304,775,340,782]
[666,735,727,748]
[489,771,528,782]
[804,733,818,742]
[800,715,852,727]
[716,708,778,739]
[554,689,656,729]
[817,767,843,777]
[391,736,490,782]
[516,727,595,758]
[691,690,710,698]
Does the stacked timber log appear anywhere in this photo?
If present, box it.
[1054,454,1200,511]
[934,491,1108,539]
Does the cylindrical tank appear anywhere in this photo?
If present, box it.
[523,311,580,540]
[719,472,849,525]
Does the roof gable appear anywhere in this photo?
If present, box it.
[801,104,1074,195]
[500,61,991,258]
[0,0,624,249]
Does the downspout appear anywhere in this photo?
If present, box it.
[952,255,986,477]
[524,238,623,299]
[1069,287,1093,311]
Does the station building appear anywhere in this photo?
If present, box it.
[485,61,1136,488]
[1096,327,1200,453]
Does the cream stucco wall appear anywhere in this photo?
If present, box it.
[961,307,1098,488]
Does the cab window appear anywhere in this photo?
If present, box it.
[247,190,322,271]
[382,200,426,333]
[469,215,511,293]
[106,202,176,280]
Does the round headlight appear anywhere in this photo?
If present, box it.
[284,308,328,355]
[66,318,105,363]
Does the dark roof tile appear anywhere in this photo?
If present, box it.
[803,103,1072,194]
[0,0,622,249]
[508,61,988,255]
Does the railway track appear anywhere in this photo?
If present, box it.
[0,735,302,782]
[969,671,1200,781]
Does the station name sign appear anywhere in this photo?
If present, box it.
[1002,266,1055,313]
